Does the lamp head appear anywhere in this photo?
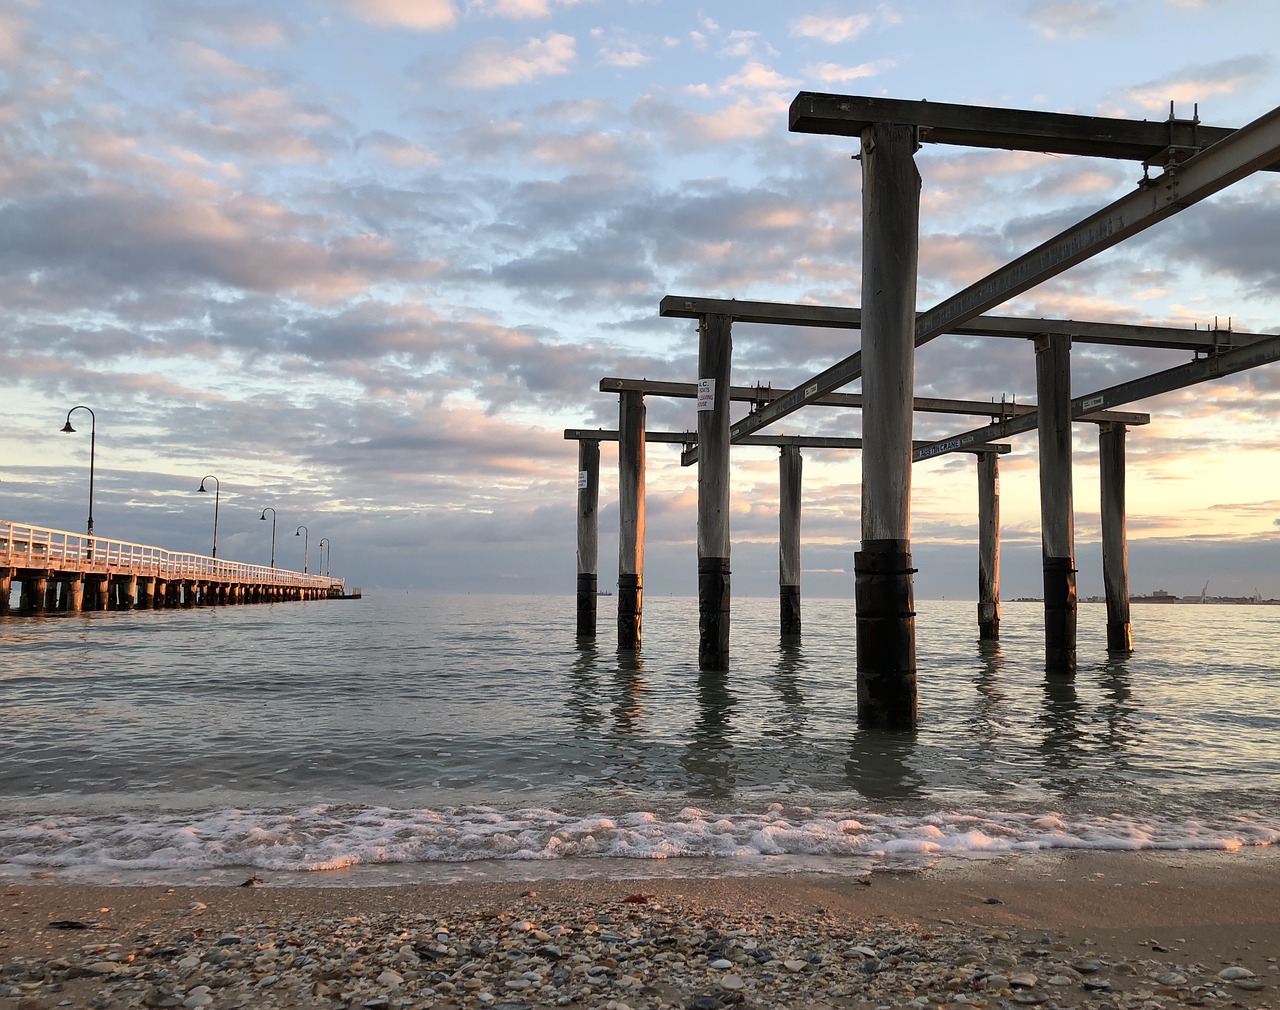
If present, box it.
[61,421,75,433]
[198,482,208,493]
[260,512,267,520]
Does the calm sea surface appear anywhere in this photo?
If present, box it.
[1,593,1277,885]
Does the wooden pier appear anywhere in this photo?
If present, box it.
[0,520,352,615]
[566,93,1280,726]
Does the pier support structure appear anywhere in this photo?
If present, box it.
[1036,334,1077,676]
[977,452,1001,640]
[576,438,600,637]
[855,121,921,726]
[617,390,646,650]
[779,444,803,638]
[697,313,732,670]
[1099,421,1133,651]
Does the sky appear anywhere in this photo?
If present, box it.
[2,0,1279,602]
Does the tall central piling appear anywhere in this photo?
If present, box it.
[855,122,921,726]
[697,313,732,670]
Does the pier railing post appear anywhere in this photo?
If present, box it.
[697,312,732,670]
[1036,334,1077,676]
[617,390,646,651]
[855,121,921,727]
[1100,421,1133,651]
[576,438,600,637]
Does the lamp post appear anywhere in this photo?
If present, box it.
[60,405,96,539]
[197,475,221,557]
[295,525,308,573]
[318,537,330,578]
[260,507,277,568]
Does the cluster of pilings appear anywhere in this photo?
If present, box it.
[564,91,1280,727]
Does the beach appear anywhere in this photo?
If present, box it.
[3,851,1277,1009]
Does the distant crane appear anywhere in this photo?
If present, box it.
[1199,580,1210,604]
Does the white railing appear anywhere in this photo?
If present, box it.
[0,520,341,591]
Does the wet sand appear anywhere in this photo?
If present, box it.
[2,850,1277,1008]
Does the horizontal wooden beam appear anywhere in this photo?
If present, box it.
[660,295,1265,352]
[788,93,1280,172]
[598,376,1149,425]
[912,334,1280,461]
[564,428,1011,455]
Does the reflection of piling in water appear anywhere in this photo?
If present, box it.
[681,668,737,798]
[845,727,924,800]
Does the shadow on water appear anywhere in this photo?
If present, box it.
[764,640,809,740]
[565,639,605,735]
[1036,676,1086,798]
[1095,653,1140,760]
[845,727,925,801]
[680,668,738,799]
[611,650,647,736]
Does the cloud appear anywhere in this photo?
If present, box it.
[445,31,576,88]
[1025,0,1125,40]
[1115,54,1273,114]
[804,59,895,85]
[790,14,875,44]
[469,0,585,19]
[328,0,458,31]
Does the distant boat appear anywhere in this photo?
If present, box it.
[597,590,613,596]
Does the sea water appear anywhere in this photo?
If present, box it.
[1,593,1277,885]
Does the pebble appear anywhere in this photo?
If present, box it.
[4,891,1274,1010]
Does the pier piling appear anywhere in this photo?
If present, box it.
[697,313,733,670]
[855,121,921,726]
[617,390,646,651]
[779,444,803,638]
[1100,422,1133,651]
[576,438,600,637]
[1036,334,1077,676]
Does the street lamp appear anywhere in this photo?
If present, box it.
[318,537,330,578]
[197,475,220,558]
[259,507,277,568]
[60,405,96,537]
[295,525,308,573]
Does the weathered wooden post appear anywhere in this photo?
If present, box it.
[90,575,109,611]
[68,576,83,612]
[576,438,600,637]
[1035,334,1077,676]
[855,121,921,727]
[29,575,48,613]
[122,575,138,609]
[617,389,646,650]
[1099,421,1133,651]
[0,570,11,616]
[977,451,1001,639]
[43,578,58,610]
[697,313,732,670]
[779,444,803,637]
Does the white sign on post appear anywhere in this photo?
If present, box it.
[577,470,588,490]
[697,378,715,411]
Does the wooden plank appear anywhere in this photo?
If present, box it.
[600,376,1149,423]
[789,93,1280,172]
[661,295,1264,352]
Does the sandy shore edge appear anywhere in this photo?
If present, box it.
[3,850,1277,1008]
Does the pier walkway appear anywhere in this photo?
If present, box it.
[1,520,349,615]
